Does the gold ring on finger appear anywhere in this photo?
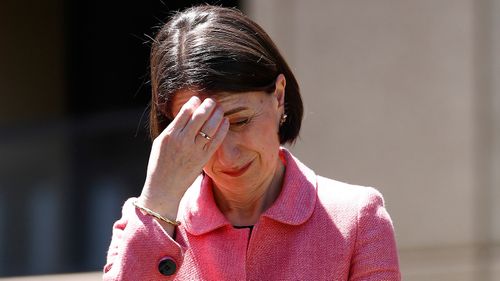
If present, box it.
[198,130,212,141]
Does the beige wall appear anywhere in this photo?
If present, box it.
[492,0,500,257]
[244,0,499,280]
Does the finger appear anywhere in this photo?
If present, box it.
[161,96,201,137]
[197,106,224,142]
[203,117,229,153]
[183,98,217,139]
[194,131,213,147]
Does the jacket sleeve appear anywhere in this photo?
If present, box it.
[349,188,401,281]
[103,198,186,281]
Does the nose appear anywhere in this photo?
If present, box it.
[215,133,241,168]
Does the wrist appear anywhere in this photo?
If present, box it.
[137,192,182,220]
[133,199,180,226]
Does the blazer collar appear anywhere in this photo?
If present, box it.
[181,148,318,236]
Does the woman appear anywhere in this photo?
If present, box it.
[104,5,400,280]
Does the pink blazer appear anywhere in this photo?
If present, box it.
[104,149,401,280]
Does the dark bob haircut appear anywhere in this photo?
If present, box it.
[149,5,303,144]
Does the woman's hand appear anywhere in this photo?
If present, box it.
[137,96,229,225]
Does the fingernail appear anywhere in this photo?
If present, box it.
[205,98,216,106]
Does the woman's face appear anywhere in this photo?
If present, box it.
[171,76,286,190]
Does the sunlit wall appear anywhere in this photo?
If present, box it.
[244,0,499,280]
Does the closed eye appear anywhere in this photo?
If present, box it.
[228,112,260,131]
[230,118,250,127]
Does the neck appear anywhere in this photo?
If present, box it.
[213,158,285,227]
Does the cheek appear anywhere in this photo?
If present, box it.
[247,118,281,155]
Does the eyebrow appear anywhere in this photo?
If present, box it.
[224,106,249,117]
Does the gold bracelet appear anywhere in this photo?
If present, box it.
[132,200,181,226]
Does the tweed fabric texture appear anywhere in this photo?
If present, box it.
[104,149,400,280]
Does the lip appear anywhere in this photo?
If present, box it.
[221,160,253,177]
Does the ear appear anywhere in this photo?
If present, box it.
[274,74,286,109]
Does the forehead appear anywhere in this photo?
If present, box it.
[171,89,267,116]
